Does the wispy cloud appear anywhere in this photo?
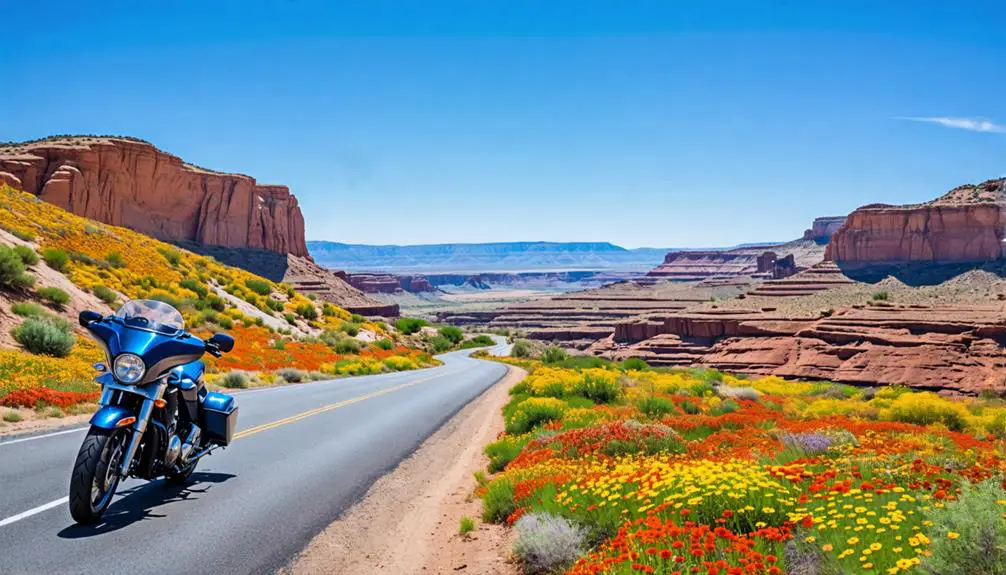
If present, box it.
[896,116,1006,133]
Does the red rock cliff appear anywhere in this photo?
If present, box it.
[827,179,1006,263]
[0,137,309,258]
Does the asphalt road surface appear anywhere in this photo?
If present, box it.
[0,339,511,575]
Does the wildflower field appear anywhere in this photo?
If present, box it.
[0,184,435,412]
[481,356,1006,575]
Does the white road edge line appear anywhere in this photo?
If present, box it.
[0,427,87,446]
[0,497,67,528]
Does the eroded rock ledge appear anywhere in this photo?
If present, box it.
[0,136,309,258]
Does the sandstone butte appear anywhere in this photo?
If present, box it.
[0,136,309,258]
[827,178,1006,263]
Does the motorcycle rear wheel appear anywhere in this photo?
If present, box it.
[68,426,128,524]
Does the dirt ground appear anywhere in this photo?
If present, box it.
[285,366,526,575]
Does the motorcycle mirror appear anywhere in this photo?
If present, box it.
[93,362,106,372]
[79,310,102,328]
[208,333,235,353]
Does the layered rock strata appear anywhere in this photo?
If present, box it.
[0,136,309,257]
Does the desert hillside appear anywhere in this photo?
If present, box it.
[0,183,434,420]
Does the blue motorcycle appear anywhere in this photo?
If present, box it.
[69,299,238,524]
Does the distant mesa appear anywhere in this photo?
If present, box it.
[802,216,847,243]
[828,178,1006,264]
[0,136,309,258]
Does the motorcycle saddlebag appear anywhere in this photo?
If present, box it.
[201,391,238,446]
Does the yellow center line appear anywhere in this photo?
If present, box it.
[231,369,467,441]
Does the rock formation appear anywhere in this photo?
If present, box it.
[802,216,846,242]
[0,136,309,258]
[827,179,1006,264]
[596,303,1006,395]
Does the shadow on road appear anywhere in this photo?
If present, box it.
[56,472,236,538]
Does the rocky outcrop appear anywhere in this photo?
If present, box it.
[827,179,1006,264]
[803,216,846,242]
[0,137,309,258]
[598,304,1006,394]
[646,250,800,283]
[345,273,438,294]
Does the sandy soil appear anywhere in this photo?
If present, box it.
[0,410,92,437]
[285,366,526,575]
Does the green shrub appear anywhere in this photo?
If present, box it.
[339,322,360,336]
[207,295,226,312]
[12,316,75,357]
[334,337,360,354]
[374,338,394,350]
[506,400,565,434]
[220,371,249,389]
[105,251,125,268]
[577,372,622,404]
[3,410,23,423]
[0,246,35,289]
[459,516,475,536]
[636,396,678,418]
[158,247,182,266]
[485,435,531,472]
[11,302,47,318]
[244,278,272,296]
[36,286,69,306]
[13,245,38,266]
[41,248,69,272]
[924,480,1006,575]
[438,325,464,345]
[460,334,495,348]
[276,368,306,383]
[216,316,234,330]
[680,400,701,415]
[541,345,568,364]
[265,298,285,312]
[872,291,889,301]
[511,339,532,358]
[179,278,208,298]
[284,313,297,325]
[429,335,452,353]
[350,313,365,323]
[295,302,318,320]
[620,357,650,371]
[710,399,741,416]
[92,284,117,305]
[396,317,427,335]
[482,478,516,523]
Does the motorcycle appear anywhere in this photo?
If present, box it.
[69,299,238,524]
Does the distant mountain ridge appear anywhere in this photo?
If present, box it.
[307,241,769,273]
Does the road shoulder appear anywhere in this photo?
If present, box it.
[284,364,525,575]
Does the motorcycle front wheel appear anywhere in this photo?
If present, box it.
[68,426,129,524]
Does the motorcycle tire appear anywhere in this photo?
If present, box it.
[68,426,128,524]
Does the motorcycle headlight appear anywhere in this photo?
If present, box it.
[113,354,146,384]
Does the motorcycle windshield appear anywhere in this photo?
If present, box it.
[115,300,185,335]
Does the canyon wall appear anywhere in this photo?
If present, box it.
[827,179,1006,264]
[0,137,309,258]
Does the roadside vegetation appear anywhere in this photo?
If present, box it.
[0,184,438,417]
[475,350,1006,575]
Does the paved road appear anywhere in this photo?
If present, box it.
[0,340,510,575]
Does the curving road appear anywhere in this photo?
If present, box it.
[0,340,510,575]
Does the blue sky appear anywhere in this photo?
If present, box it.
[2,1,1005,248]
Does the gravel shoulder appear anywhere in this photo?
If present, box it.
[284,365,526,575]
